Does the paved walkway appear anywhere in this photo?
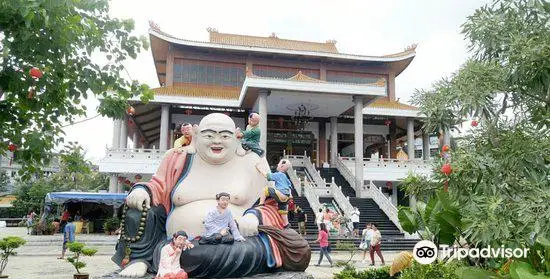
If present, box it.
[1,227,402,279]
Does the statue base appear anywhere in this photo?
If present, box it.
[101,271,313,279]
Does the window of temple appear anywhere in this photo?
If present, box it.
[173,59,245,87]
[253,65,320,79]
[326,70,383,84]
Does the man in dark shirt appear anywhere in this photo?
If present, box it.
[296,207,307,236]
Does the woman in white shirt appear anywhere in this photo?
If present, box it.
[368,223,385,266]
[360,223,373,263]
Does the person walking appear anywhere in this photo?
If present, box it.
[369,223,385,266]
[315,208,324,230]
[360,223,373,263]
[287,197,296,222]
[58,217,76,259]
[296,207,307,236]
[26,210,36,234]
[351,206,360,237]
[60,208,70,233]
[312,223,333,267]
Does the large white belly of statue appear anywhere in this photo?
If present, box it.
[166,154,268,237]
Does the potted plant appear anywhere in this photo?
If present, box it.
[66,242,97,279]
[0,236,26,278]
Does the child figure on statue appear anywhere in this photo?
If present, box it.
[255,159,293,227]
[174,123,193,148]
[237,113,264,157]
[156,231,194,279]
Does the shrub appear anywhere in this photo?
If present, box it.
[399,261,461,279]
[103,217,120,233]
[334,265,395,279]
[66,242,97,274]
[0,236,26,276]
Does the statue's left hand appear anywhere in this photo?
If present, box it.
[237,213,259,236]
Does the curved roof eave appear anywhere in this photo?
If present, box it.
[149,30,416,64]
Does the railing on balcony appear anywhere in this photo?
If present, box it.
[99,148,164,174]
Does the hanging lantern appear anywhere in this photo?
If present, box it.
[29,67,43,79]
[126,106,135,115]
[471,120,478,127]
[442,145,450,152]
[384,119,392,126]
[184,109,193,116]
[386,181,393,190]
[134,174,142,180]
[441,163,452,176]
[8,144,17,152]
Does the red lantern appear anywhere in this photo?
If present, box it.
[126,106,135,115]
[442,145,450,152]
[184,109,193,116]
[134,174,142,180]
[384,119,392,126]
[441,163,452,176]
[8,144,17,152]
[29,67,43,79]
[471,120,478,127]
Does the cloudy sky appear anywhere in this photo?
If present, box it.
[63,0,491,163]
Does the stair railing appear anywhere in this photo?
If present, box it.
[329,179,355,234]
[302,176,322,215]
[287,167,303,197]
[367,180,403,232]
[335,155,357,192]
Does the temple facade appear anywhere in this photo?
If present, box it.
[100,24,439,201]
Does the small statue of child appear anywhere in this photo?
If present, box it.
[156,230,194,279]
[237,113,264,157]
[174,123,193,148]
[255,159,293,227]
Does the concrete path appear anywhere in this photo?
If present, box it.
[1,227,405,279]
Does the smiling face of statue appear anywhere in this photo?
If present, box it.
[196,113,238,165]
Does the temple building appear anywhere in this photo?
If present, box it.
[100,23,439,206]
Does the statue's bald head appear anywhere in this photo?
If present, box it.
[199,113,236,131]
[196,113,238,165]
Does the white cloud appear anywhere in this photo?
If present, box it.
[61,0,491,161]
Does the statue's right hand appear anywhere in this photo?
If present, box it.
[125,188,150,211]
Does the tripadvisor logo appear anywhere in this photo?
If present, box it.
[413,240,530,265]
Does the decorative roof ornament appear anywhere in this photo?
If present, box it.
[326,39,337,45]
[288,71,324,83]
[269,32,278,38]
[149,20,161,32]
[405,43,418,52]
[207,27,218,33]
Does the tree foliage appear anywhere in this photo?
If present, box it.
[406,0,550,246]
[10,142,108,217]
[0,0,153,179]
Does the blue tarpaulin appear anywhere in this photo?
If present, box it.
[44,192,127,207]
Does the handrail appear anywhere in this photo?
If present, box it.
[287,168,303,197]
[335,156,356,191]
[302,176,322,215]
[329,181,355,233]
[367,181,403,231]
